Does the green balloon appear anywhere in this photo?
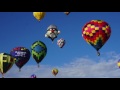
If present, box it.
[31,41,47,67]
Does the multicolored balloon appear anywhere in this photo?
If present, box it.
[45,25,60,42]
[82,20,111,56]
[31,41,47,67]
[10,47,31,71]
[31,74,37,78]
[57,38,66,48]
[52,68,58,76]
[0,53,16,78]
[33,12,46,21]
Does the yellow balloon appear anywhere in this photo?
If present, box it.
[52,68,58,76]
[0,53,16,78]
[117,62,120,68]
[33,12,46,21]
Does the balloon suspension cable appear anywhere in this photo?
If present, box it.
[19,69,21,72]
[97,51,100,56]
[51,39,54,43]
[38,64,40,68]
[2,74,4,78]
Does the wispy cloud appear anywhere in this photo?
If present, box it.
[1,51,120,78]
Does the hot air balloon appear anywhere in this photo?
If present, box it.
[64,12,70,15]
[57,38,66,48]
[82,20,111,56]
[31,41,47,67]
[45,25,60,43]
[33,12,46,21]
[30,74,37,78]
[10,47,31,71]
[0,53,16,78]
[52,68,58,76]
[117,59,120,68]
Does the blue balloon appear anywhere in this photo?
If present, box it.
[10,47,31,71]
[31,74,37,78]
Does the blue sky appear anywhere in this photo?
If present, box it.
[0,12,120,78]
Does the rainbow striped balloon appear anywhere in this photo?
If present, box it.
[82,20,111,56]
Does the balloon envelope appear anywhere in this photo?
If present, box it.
[64,12,70,15]
[31,74,37,78]
[52,68,58,76]
[57,38,66,48]
[0,53,16,78]
[10,47,31,71]
[45,25,60,42]
[31,41,47,67]
[33,12,45,21]
[117,59,120,68]
[82,20,111,56]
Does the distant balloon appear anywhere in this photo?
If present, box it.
[31,74,37,78]
[117,59,120,68]
[64,12,70,15]
[52,68,58,76]
[45,25,60,42]
[31,41,47,67]
[10,47,31,71]
[82,20,111,56]
[57,38,66,48]
[0,53,16,78]
[33,12,46,21]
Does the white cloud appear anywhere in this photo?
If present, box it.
[1,51,120,78]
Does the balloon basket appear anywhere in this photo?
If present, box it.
[2,74,4,78]
[38,64,40,68]
[97,51,100,56]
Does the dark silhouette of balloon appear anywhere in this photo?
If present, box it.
[10,47,31,71]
